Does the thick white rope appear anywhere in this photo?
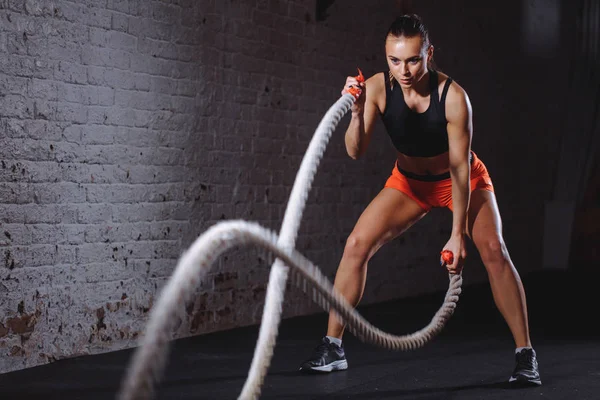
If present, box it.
[238,94,356,399]
[117,222,462,400]
[117,94,463,400]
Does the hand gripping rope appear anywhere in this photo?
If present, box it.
[117,69,463,400]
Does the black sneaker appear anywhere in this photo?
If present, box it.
[509,348,542,386]
[299,337,348,373]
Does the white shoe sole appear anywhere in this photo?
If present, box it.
[303,359,348,372]
[509,376,542,385]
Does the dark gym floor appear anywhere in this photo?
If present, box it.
[0,268,598,400]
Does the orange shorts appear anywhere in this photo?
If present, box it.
[384,151,494,212]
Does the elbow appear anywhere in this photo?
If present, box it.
[346,146,362,160]
[449,163,470,179]
[449,156,470,172]
[347,151,360,160]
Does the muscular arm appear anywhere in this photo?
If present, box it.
[445,82,473,237]
[344,74,382,159]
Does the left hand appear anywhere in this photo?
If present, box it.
[441,234,467,274]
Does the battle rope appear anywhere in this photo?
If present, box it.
[118,81,463,400]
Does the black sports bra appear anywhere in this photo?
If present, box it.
[381,70,453,157]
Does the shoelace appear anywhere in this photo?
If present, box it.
[314,341,331,357]
[516,350,535,370]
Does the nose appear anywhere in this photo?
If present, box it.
[401,62,410,76]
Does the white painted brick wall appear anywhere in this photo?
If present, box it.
[0,0,425,374]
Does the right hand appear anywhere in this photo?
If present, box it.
[341,76,366,114]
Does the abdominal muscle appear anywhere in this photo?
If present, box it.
[395,151,450,176]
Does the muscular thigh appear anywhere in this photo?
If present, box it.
[350,188,427,257]
[467,189,503,245]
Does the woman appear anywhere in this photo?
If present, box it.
[299,14,541,386]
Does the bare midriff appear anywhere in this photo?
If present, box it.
[395,151,450,176]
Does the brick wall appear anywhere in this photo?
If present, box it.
[0,0,568,374]
[0,0,402,373]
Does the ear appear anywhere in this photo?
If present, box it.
[427,45,434,63]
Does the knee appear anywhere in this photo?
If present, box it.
[479,237,510,273]
[342,233,372,266]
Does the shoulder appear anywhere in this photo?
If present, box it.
[365,71,386,91]
[438,72,470,105]
[437,72,472,120]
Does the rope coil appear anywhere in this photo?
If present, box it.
[117,93,462,400]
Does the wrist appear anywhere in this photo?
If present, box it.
[451,229,465,238]
[351,110,364,118]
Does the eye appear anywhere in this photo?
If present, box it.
[409,58,420,64]
[390,59,399,65]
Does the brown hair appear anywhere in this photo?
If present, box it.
[386,14,431,49]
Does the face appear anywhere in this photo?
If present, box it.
[385,35,433,88]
